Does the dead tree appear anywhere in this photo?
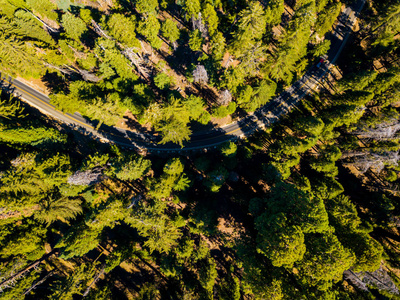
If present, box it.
[193,12,208,38]
[193,65,208,85]
[91,20,112,40]
[352,120,400,140]
[218,89,232,106]
[127,194,143,209]
[353,151,400,173]
[78,69,101,82]
[0,250,58,291]
[343,270,369,291]
[26,10,59,33]
[344,266,399,295]
[44,63,73,76]
[23,270,55,296]
[67,169,103,186]
[61,64,100,82]
[122,48,151,79]
[82,264,106,297]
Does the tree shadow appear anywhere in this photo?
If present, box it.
[41,71,70,94]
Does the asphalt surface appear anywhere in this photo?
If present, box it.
[0,0,365,153]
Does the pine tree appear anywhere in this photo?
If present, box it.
[34,196,82,224]
[61,13,87,42]
[230,1,267,57]
[161,19,180,44]
[106,14,140,48]
[26,0,58,21]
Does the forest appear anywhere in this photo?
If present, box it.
[1,0,400,299]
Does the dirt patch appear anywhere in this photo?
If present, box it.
[221,52,240,68]
[116,110,155,134]
[211,115,233,127]
[16,76,50,95]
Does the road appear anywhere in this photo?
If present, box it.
[0,0,365,153]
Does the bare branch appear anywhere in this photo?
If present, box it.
[193,65,208,84]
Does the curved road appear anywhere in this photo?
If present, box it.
[0,0,365,153]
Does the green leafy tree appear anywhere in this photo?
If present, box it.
[161,19,180,43]
[183,94,206,121]
[0,17,44,77]
[189,29,203,51]
[57,224,101,259]
[230,2,267,56]
[154,72,173,90]
[202,3,218,36]
[49,262,99,299]
[182,0,201,21]
[210,31,226,60]
[110,155,151,181]
[314,2,341,38]
[135,0,158,15]
[34,196,82,224]
[14,10,54,45]
[0,91,24,119]
[26,0,58,21]
[137,14,162,49]
[199,257,218,298]
[107,14,140,48]
[61,13,88,41]
[297,232,355,290]
[220,141,237,157]
[159,120,191,147]
[255,212,306,267]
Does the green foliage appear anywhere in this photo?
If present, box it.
[137,15,162,49]
[135,0,158,15]
[199,257,218,297]
[326,195,384,272]
[240,79,277,112]
[0,219,46,258]
[183,94,206,121]
[202,3,218,36]
[0,125,67,146]
[251,181,330,267]
[49,262,99,299]
[61,13,88,41]
[95,38,139,80]
[220,141,237,157]
[79,8,93,23]
[0,91,24,119]
[182,0,200,21]
[256,213,306,267]
[212,102,236,118]
[268,0,316,83]
[161,19,180,43]
[311,39,331,57]
[204,166,228,192]
[26,0,58,21]
[154,72,173,90]
[34,196,82,224]
[57,225,101,259]
[14,10,54,45]
[109,155,151,181]
[298,231,355,289]
[230,2,267,56]
[189,29,203,52]
[210,31,226,60]
[106,14,140,48]
[0,17,44,77]
[314,2,342,38]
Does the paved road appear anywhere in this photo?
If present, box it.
[0,0,365,153]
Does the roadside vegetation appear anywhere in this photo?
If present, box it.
[1,0,400,299]
[0,0,342,145]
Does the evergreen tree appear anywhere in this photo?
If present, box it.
[61,13,88,42]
